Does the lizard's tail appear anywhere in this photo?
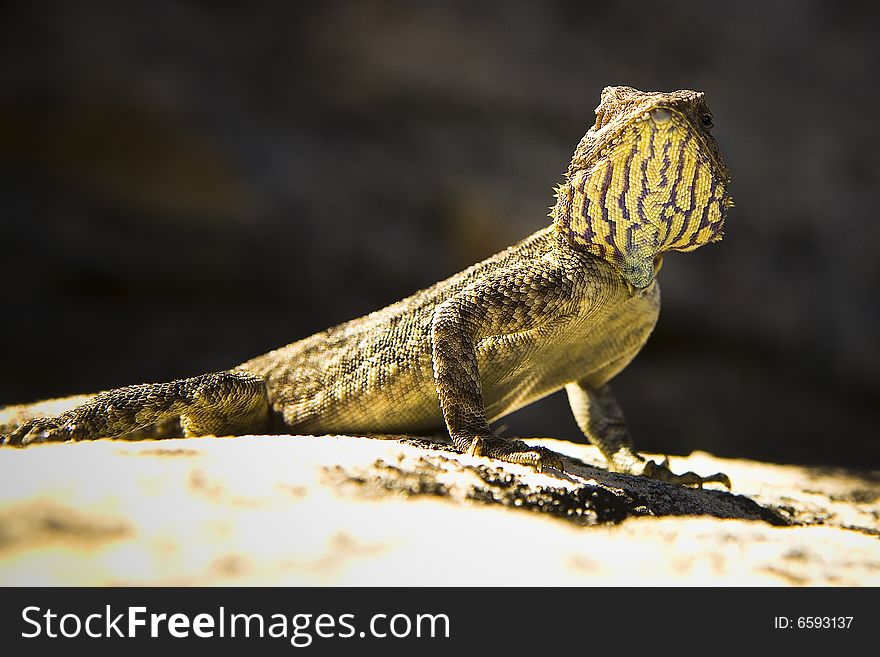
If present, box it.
[0,393,99,436]
[2,370,271,445]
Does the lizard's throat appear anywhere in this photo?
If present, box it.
[553,157,729,289]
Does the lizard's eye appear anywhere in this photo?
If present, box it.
[700,113,714,128]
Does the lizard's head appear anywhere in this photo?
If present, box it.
[554,86,733,288]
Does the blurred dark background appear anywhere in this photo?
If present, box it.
[1,1,878,467]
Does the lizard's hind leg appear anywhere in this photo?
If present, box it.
[1,370,269,446]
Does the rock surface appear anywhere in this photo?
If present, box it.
[0,435,877,586]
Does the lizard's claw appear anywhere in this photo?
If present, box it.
[641,458,731,489]
[1,417,70,447]
[467,436,565,473]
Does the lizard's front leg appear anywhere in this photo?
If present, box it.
[566,380,730,488]
[2,370,270,446]
[430,265,569,473]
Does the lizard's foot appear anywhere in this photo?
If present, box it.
[640,458,731,489]
[466,436,564,473]
[1,417,72,447]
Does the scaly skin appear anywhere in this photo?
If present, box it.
[1,86,733,487]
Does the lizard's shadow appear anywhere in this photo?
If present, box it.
[392,436,788,526]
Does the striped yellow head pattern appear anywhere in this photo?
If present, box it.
[554,86,733,288]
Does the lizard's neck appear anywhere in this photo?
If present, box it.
[552,161,727,289]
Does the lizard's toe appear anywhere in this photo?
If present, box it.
[467,436,565,473]
[532,447,565,473]
[641,459,731,489]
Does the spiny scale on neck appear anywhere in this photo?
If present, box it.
[553,92,732,289]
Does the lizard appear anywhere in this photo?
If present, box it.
[1,86,734,488]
